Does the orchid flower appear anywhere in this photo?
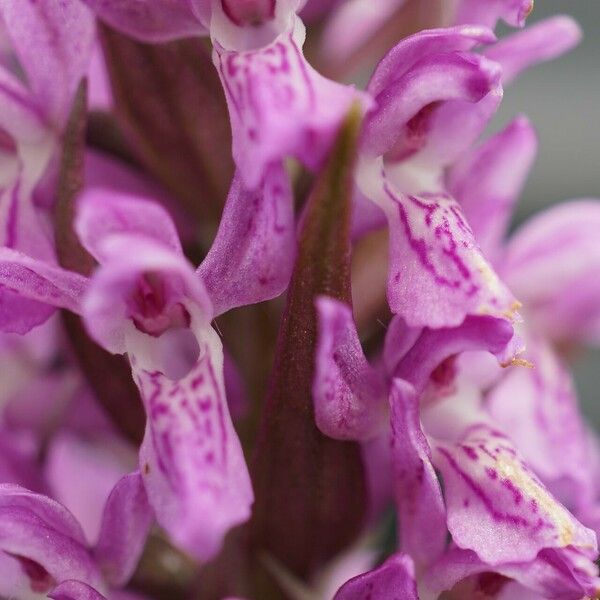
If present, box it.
[0,474,151,600]
[0,174,297,560]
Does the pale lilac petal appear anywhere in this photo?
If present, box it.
[433,424,597,565]
[133,328,253,561]
[0,485,104,595]
[363,52,501,158]
[313,297,388,441]
[484,16,582,86]
[502,200,600,345]
[0,65,49,143]
[81,0,204,43]
[334,553,418,600]
[0,248,87,334]
[487,336,597,511]
[94,472,152,587]
[367,25,496,98]
[448,116,537,260]
[82,236,210,355]
[424,545,600,600]
[50,580,107,600]
[0,0,96,126]
[197,166,295,317]
[389,380,446,566]
[214,17,369,188]
[359,166,518,328]
[453,0,533,29]
[75,189,183,263]
[46,432,132,545]
[319,0,407,65]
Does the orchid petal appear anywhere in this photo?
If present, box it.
[502,199,600,345]
[0,248,87,333]
[487,335,597,511]
[389,379,446,567]
[433,424,597,565]
[313,296,387,441]
[363,52,501,158]
[424,545,600,600]
[0,0,96,126]
[448,116,537,259]
[359,164,518,328]
[81,0,204,43]
[0,485,104,596]
[82,236,210,355]
[133,327,253,561]
[93,472,152,587]
[484,16,582,86]
[214,17,368,188]
[198,165,295,317]
[75,189,183,263]
[334,553,418,600]
[453,0,533,29]
[367,25,496,99]
[49,580,107,600]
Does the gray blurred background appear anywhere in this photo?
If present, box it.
[492,1,600,427]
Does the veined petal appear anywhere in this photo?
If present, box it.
[133,327,253,561]
[0,247,87,334]
[363,52,501,158]
[0,0,96,126]
[334,554,418,600]
[81,0,205,43]
[359,162,518,328]
[433,424,597,565]
[389,380,446,567]
[447,116,537,259]
[502,200,600,345]
[487,335,597,511]
[453,0,533,29]
[484,16,582,86]
[49,580,107,600]
[367,25,496,98]
[0,485,104,597]
[214,17,368,188]
[313,297,387,441]
[75,189,183,263]
[197,165,295,317]
[93,472,152,587]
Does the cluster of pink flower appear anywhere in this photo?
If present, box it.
[0,1,598,598]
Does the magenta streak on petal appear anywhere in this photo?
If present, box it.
[5,178,20,249]
[384,182,479,295]
[437,447,536,528]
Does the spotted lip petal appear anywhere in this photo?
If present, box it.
[432,424,597,566]
[313,297,388,441]
[197,165,295,317]
[213,16,369,188]
[333,553,419,600]
[134,327,254,561]
[359,163,518,329]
